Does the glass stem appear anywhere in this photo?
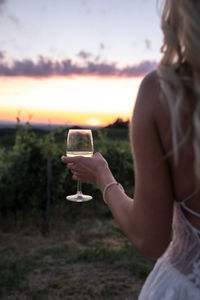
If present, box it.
[77,181,82,194]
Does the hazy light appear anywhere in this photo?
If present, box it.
[0,76,142,125]
[86,119,101,126]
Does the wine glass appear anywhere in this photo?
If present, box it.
[66,129,94,202]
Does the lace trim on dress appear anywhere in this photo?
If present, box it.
[166,203,200,290]
[138,199,200,298]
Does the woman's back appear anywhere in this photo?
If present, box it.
[151,70,200,232]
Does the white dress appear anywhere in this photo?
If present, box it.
[138,194,200,299]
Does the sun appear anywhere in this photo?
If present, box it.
[86,119,101,126]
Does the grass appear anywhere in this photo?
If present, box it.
[0,217,154,300]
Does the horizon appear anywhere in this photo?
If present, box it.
[0,116,129,132]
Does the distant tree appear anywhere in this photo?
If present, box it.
[69,125,83,130]
[107,118,129,129]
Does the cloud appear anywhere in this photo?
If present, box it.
[0,55,157,78]
[0,0,6,13]
[76,50,93,60]
[0,51,4,60]
[99,43,105,50]
[119,60,157,77]
[100,7,106,15]
[81,0,87,6]
[145,39,151,50]
[0,0,6,6]
[80,0,91,14]
[8,14,20,28]
[0,0,20,28]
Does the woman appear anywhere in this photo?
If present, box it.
[62,0,200,298]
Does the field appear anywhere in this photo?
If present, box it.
[0,122,154,299]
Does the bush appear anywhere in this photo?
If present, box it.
[0,120,67,231]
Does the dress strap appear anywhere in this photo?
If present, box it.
[182,188,200,204]
[179,201,200,218]
[178,188,200,218]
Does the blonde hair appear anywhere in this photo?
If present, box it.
[158,0,200,184]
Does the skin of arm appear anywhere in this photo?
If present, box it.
[61,71,174,260]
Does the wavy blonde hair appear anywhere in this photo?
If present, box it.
[158,0,200,183]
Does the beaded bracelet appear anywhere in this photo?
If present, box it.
[103,181,124,204]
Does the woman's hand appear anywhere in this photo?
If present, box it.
[61,152,110,187]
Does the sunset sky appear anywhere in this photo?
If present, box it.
[0,0,163,126]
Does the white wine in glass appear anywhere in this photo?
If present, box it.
[66,129,94,202]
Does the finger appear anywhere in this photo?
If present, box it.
[61,156,67,163]
[61,156,79,164]
[68,163,74,167]
[72,174,79,181]
[94,152,102,158]
[67,163,75,170]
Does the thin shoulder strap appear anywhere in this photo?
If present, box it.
[179,188,200,218]
[182,188,200,204]
[180,202,200,218]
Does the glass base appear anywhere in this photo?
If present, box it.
[66,191,92,202]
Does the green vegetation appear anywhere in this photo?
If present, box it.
[0,119,134,232]
[0,119,154,299]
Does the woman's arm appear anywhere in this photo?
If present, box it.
[127,71,174,258]
[62,71,174,259]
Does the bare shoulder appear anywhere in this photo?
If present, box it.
[140,70,160,90]
[132,70,167,129]
[141,70,158,84]
[136,71,161,107]
[132,71,161,124]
